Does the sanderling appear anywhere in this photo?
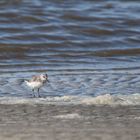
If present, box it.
[25,74,49,97]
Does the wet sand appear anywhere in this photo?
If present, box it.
[0,104,140,140]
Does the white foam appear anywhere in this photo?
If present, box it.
[133,117,140,120]
[0,96,76,105]
[53,113,82,119]
[81,94,114,105]
[81,94,140,105]
[0,94,140,105]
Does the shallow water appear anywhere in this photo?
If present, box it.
[0,0,140,102]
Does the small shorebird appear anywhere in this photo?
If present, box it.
[25,74,49,97]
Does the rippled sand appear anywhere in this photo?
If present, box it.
[0,104,140,140]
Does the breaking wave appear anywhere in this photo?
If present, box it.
[0,94,140,105]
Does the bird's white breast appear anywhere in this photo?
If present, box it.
[25,81,43,89]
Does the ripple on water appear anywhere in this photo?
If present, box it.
[0,0,140,97]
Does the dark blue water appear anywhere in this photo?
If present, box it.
[0,0,140,97]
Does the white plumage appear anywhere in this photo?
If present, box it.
[25,74,49,97]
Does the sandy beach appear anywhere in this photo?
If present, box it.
[0,104,139,140]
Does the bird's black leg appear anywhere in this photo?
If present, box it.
[37,88,41,97]
[32,89,35,97]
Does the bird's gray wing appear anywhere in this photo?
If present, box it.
[30,76,39,82]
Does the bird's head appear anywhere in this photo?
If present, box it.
[40,74,49,82]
